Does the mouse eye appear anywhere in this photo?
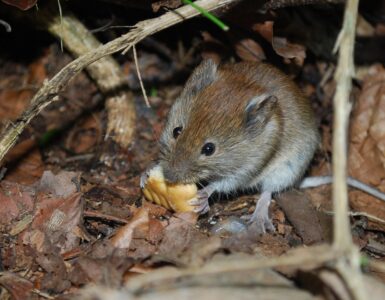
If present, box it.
[201,142,215,156]
[173,126,183,139]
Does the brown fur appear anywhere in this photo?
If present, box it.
[158,61,319,194]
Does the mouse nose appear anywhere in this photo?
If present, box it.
[163,167,179,183]
[162,161,190,184]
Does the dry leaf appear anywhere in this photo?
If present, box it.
[110,207,149,249]
[235,39,266,62]
[253,21,306,65]
[30,192,83,252]
[276,191,328,244]
[69,255,133,287]
[156,214,211,265]
[252,21,274,42]
[0,272,33,300]
[272,37,306,66]
[0,90,33,120]
[65,114,101,154]
[348,65,385,230]
[0,181,34,224]
[37,170,80,198]
[3,139,44,185]
[1,0,37,10]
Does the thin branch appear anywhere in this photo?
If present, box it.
[0,0,236,165]
[332,0,357,253]
[125,245,340,293]
[262,0,345,11]
[41,6,137,147]
[332,0,366,299]
[322,209,385,225]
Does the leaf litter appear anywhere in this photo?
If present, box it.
[0,2,385,299]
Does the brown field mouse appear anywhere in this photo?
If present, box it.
[143,60,320,233]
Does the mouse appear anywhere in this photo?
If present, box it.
[143,59,320,233]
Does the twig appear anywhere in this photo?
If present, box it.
[348,211,385,224]
[262,0,345,11]
[332,0,357,251]
[40,5,137,148]
[32,289,54,299]
[0,0,236,165]
[84,210,129,224]
[322,209,385,225]
[332,0,366,299]
[133,45,151,108]
[126,245,340,292]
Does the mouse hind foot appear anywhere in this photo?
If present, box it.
[242,191,275,234]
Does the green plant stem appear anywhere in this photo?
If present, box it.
[182,0,229,31]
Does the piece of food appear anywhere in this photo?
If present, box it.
[141,165,197,212]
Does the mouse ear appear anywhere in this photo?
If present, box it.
[245,93,278,128]
[183,59,218,96]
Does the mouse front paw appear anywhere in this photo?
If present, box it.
[140,162,159,189]
[140,171,149,189]
[188,189,210,214]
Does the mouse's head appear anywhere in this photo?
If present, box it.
[158,60,281,185]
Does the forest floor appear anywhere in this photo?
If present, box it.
[0,1,385,299]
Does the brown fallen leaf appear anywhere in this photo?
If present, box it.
[152,0,181,12]
[65,114,101,154]
[276,190,330,244]
[36,170,80,198]
[155,214,217,266]
[35,251,71,293]
[235,38,266,62]
[27,192,84,253]
[0,272,34,300]
[0,89,33,120]
[0,181,34,225]
[348,65,385,230]
[133,218,165,244]
[253,21,306,65]
[69,255,133,287]
[272,37,306,66]
[141,200,170,218]
[110,207,149,249]
[3,139,44,185]
[252,21,274,42]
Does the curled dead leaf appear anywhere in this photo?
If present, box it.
[253,21,306,65]
[272,37,306,66]
[110,207,149,249]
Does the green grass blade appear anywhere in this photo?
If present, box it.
[182,0,229,31]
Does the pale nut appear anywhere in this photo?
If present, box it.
[141,165,197,212]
